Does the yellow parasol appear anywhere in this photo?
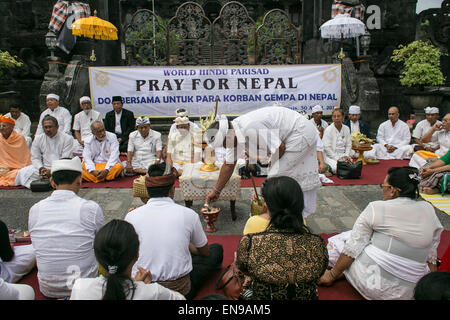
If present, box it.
[71,10,118,61]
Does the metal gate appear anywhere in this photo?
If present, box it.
[124,1,301,66]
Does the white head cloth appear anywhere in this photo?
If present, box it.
[136,116,150,126]
[173,116,189,125]
[205,114,228,149]
[349,105,360,114]
[51,156,82,174]
[311,105,323,113]
[47,93,59,101]
[424,107,439,114]
[79,96,91,104]
[176,108,188,117]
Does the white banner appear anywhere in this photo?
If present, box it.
[89,64,341,117]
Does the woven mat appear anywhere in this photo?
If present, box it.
[420,193,450,216]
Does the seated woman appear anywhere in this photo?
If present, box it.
[322,109,352,174]
[0,220,36,283]
[419,148,450,194]
[236,176,328,300]
[70,219,185,300]
[319,167,444,300]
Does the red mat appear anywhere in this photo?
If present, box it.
[16,230,450,300]
[322,159,410,186]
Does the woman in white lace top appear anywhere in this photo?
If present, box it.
[318,166,444,300]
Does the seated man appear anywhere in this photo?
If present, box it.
[35,93,72,136]
[166,115,202,174]
[125,163,223,299]
[5,104,32,147]
[72,96,103,156]
[309,104,328,139]
[344,105,371,138]
[0,115,32,187]
[104,96,135,154]
[82,121,123,183]
[365,106,412,160]
[322,109,352,174]
[29,157,104,298]
[126,116,163,175]
[15,115,74,189]
[409,109,447,169]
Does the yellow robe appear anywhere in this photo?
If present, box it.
[0,131,32,186]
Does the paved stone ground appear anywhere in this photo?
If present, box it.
[1,184,449,235]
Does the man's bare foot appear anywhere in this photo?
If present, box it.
[423,187,439,195]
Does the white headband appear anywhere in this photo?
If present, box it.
[311,105,323,113]
[47,94,59,101]
[349,105,360,115]
[424,107,439,114]
[205,114,228,149]
[136,116,150,126]
[174,116,189,125]
[79,96,91,104]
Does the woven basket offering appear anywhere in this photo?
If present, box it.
[132,176,149,204]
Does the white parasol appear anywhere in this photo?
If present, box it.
[320,13,366,59]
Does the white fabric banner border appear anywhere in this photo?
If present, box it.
[88,64,341,117]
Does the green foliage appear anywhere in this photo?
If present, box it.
[125,16,181,63]
[0,51,22,76]
[391,40,446,88]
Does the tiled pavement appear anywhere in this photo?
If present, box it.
[1,184,449,236]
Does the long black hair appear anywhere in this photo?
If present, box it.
[94,219,140,300]
[387,166,420,199]
[262,176,309,234]
[0,220,14,262]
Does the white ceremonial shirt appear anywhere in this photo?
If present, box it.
[412,119,441,148]
[0,245,36,283]
[124,197,208,282]
[227,106,317,164]
[14,132,74,187]
[340,197,443,300]
[367,119,413,160]
[115,111,122,134]
[169,121,199,137]
[31,132,74,169]
[72,110,102,141]
[349,120,360,134]
[128,129,162,169]
[432,129,450,156]
[167,126,202,163]
[322,123,352,161]
[5,112,31,138]
[309,118,329,131]
[376,119,411,148]
[35,106,73,136]
[70,276,185,300]
[83,131,120,172]
[28,190,104,298]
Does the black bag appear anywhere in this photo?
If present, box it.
[239,162,261,179]
[30,179,53,192]
[336,160,362,179]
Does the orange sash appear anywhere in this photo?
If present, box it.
[0,131,31,186]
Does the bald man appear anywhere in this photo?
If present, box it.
[365,106,413,160]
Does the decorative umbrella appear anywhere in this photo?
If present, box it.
[71,10,118,61]
[319,13,366,59]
